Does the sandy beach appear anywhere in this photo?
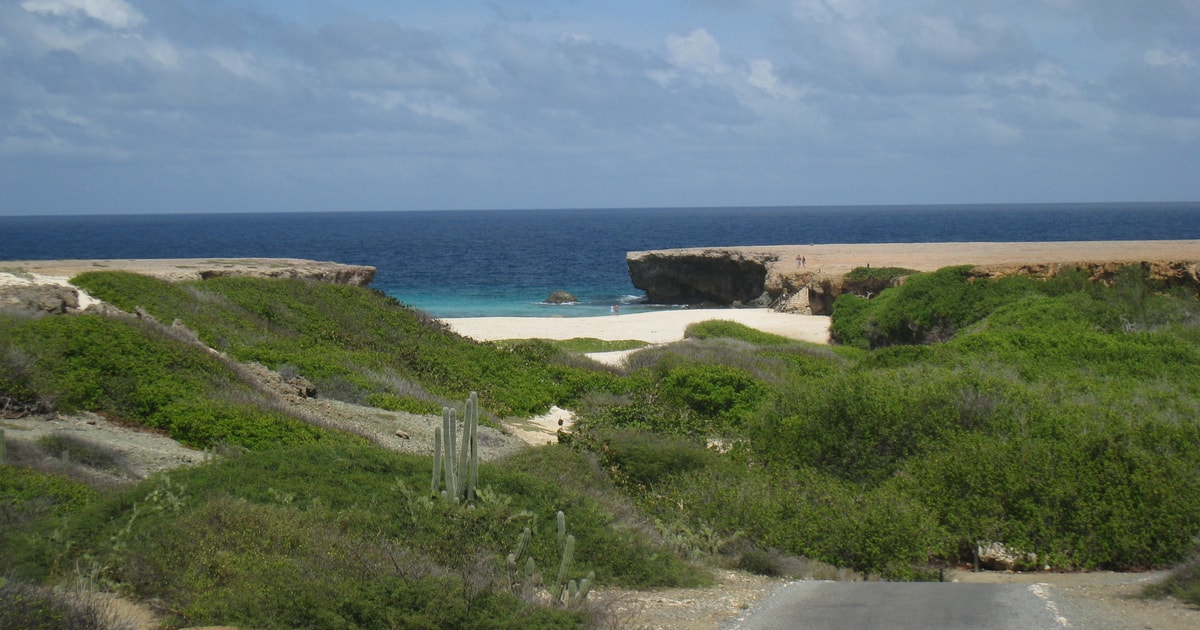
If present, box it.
[442,308,831,345]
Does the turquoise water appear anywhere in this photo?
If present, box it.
[396,288,657,318]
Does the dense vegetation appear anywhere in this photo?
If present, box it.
[573,268,1200,580]
[70,272,618,417]
[3,265,1200,627]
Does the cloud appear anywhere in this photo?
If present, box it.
[1144,49,1196,69]
[0,0,1197,212]
[666,28,727,74]
[20,0,145,30]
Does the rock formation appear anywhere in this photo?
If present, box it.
[627,249,775,307]
[545,290,579,304]
[626,242,1200,315]
[0,284,81,315]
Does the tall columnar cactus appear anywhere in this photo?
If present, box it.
[548,510,593,608]
[431,391,480,503]
[506,511,594,608]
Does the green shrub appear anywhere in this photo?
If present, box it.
[751,367,966,483]
[658,363,766,428]
[842,266,919,283]
[365,392,443,415]
[592,429,719,489]
[0,466,96,525]
[684,320,794,345]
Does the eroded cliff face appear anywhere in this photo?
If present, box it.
[627,250,775,306]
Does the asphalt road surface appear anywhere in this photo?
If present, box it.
[727,582,1072,630]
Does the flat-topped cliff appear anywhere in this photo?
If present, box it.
[627,241,1200,315]
[0,258,376,315]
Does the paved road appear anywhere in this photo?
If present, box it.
[726,582,1071,630]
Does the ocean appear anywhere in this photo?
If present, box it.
[2,203,1198,318]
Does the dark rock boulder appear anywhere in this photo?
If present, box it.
[627,249,774,306]
[545,290,579,304]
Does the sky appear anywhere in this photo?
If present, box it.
[1,0,1198,215]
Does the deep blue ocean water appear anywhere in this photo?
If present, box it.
[2,203,1198,317]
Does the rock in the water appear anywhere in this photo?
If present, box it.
[545,290,578,304]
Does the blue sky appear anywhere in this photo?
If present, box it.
[2,0,1197,214]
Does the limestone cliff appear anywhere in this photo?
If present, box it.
[626,242,1200,316]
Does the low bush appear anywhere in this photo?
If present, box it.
[34,435,125,473]
[1145,551,1200,606]
[684,320,794,345]
[364,392,443,415]
[842,266,918,283]
[590,428,720,490]
[0,577,137,630]
[10,442,702,627]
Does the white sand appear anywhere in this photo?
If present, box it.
[441,308,831,346]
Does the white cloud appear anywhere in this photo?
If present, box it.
[1144,48,1195,68]
[143,37,179,68]
[208,48,264,82]
[666,28,727,74]
[745,58,801,99]
[20,0,146,30]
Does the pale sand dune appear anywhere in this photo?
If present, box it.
[441,308,831,345]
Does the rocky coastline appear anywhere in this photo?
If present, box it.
[627,241,1200,315]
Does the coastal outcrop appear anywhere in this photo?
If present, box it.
[1,258,376,286]
[0,258,377,316]
[627,249,775,307]
[626,242,1200,316]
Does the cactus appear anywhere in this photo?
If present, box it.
[551,533,575,602]
[431,425,443,496]
[506,510,592,607]
[569,571,595,609]
[548,509,592,607]
[430,391,480,503]
[507,527,534,592]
